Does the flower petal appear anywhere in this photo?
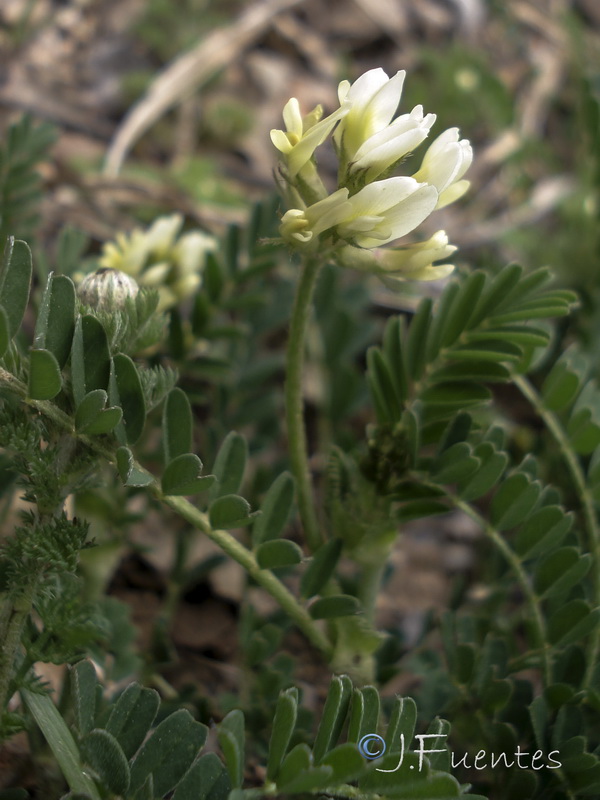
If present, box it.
[306,188,352,235]
[437,179,471,209]
[379,262,454,289]
[270,129,293,154]
[353,183,439,247]
[346,176,425,217]
[363,70,406,132]
[282,98,303,136]
[285,104,350,176]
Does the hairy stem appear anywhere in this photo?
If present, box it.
[161,494,332,659]
[417,480,552,687]
[358,560,386,626]
[453,496,552,687]
[513,374,600,686]
[285,257,323,552]
[0,582,36,729]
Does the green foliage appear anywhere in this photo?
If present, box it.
[34,272,76,368]
[365,265,575,433]
[4,512,89,581]
[0,116,56,245]
[43,662,482,800]
[26,664,478,800]
[354,267,600,798]
[0,238,32,342]
[1,174,600,800]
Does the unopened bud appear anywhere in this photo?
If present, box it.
[78,268,139,311]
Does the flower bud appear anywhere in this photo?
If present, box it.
[78,268,139,311]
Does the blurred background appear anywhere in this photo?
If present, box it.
[1,0,600,297]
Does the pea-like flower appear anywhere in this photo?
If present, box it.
[280,177,438,250]
[334,68,436,183]
[272,66,472,287]
[97,214,216,310]
[412,128,472,208]
[270,98,350,179]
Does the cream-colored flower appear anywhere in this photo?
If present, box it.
[273,67,471,285]
[350,105,436,182]
[98,214,216,310]
[336,177,438,248]
[270,98,350,178]
[413,128,472,208]
[280,189,352,245]
[335,231,456,287]
[173,231,216,276]
[100,230,148,276]
[335,69,407,158]
[376,230,457,274]
[280,177,438,250]
[375,230,456,286]
[334,69,436,182]
[143,214,184,257]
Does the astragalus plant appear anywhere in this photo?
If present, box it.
[0,69,598,800]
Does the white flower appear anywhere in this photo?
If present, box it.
[280,189,352,245]
[335,69,406,156]
[351,105,436,181]
[377,230,456,273]
[173,231,216,276]
[336,177,438,248]
[270,98,349,178]
[335,231,456,285]
[273,66,472,285]
[413,128,472,208]
[144,214,184,257]
[98,214,216,310]
[100,229,148,275]
[375,230,457,286]
[280,177,438,249]
[334,69,436,182]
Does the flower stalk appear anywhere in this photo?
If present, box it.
[284,256,323,553]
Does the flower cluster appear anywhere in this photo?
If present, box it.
[95,214,216,310]
[271,68,472,285]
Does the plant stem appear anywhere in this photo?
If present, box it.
[513,374,600,687]
[453,495,552,687]
[358,560,386,626]
[415,479,553,688]
[285,257,323,553]
[161,494,332,660]
[0,583,36,728]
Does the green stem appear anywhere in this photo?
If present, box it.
[161,528,188,629]
[285,256,323,552]
[0,583,36,728]
[418,482,551,687]
[161,494,332,659]
[358,561,386,626]
[453,496,552,687]
[513,374,600,687]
